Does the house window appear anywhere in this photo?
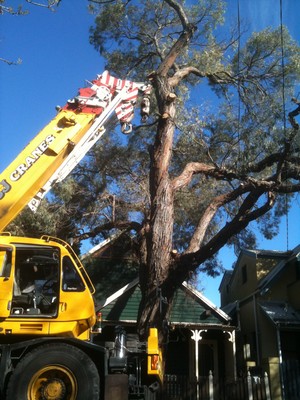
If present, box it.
[242,264,247,284]
[243,343,251,360]
[243,333,257,361]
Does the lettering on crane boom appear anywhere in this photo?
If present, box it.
[0,180,11,200]
[10,135,56,181]
[0,134,56,199]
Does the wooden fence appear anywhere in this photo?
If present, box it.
[161,372,271,400]
[129,360,300,400]
[282,359,300,400]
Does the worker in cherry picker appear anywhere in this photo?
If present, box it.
[288,97,300,130]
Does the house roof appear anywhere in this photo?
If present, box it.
[221,301,238,317]
[98,279,231,328]
[219,247,296,293]
[260,301,300,328]
[258,245,300,292]
[218,270,233,292]
[181,281,230,322]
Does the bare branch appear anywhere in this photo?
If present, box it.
[0,5,28,15]
[0,57,22,66]
[25,0,61,10]
[180,190,276,273]
[172,162,216,190]
[185,186,246,254]
[72,220,142,244]
[163,0,190,30]
[172,162,239,191]
[155,0,196,77]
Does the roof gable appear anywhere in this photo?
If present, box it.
[223,248,291,289]
[99,279,230,326]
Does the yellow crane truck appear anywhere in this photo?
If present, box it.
[0,72,160,400]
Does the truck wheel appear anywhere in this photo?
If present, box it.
[6,342,100,400]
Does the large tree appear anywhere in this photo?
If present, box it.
[84,0,300,341]
[10,0,300,347]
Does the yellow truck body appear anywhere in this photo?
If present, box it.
[0,234,96,339]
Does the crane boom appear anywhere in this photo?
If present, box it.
[0,71,151,231]
[0,71,163,400]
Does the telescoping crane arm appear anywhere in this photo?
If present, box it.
[0,71,151,232]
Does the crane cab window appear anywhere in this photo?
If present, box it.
[11,246,59,317]
[62,256,85,292]
[0,248,12,278]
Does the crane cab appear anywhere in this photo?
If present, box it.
[0,235,96,340]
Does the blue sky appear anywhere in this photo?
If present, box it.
[1,0,300,306]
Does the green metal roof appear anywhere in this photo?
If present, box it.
[100,284,141,322]
[99,280,229,326]
[169,287,223,324]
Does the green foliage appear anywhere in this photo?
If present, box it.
[7,196,76,239]
[89,0,226,79]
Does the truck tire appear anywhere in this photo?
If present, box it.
[6,342,100,400]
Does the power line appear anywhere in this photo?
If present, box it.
[279,0,289,251]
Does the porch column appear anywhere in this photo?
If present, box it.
[224,329,237,379]
[191,329,207,400]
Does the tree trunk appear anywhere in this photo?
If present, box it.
[138,76,176,344]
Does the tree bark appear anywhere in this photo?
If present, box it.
[138,75,176,342]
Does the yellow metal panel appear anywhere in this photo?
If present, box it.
[0,110,96,231]
[57,290,96,328]
[148,327,159,354]
[48,319,91,339]
[0,277,13,318]
[0,320,50,335]
[0,245,15,318]
[147,328,163,381]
